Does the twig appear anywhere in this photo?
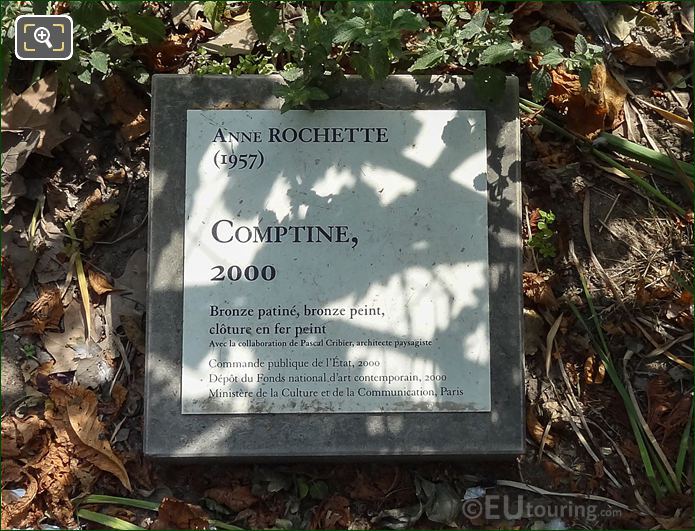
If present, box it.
[545,313,563,377]
[549,366,622,488]
[586,420,655,517]
[582,191,623,304]
[633,107,661,153]
[598,193,620,233]
[526,437,575,473]
[643,332,693,359]
[524,204,539,273]
[495,480,636,513]
[94,214,148,246]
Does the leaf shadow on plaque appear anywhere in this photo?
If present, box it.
[146,74,522,457]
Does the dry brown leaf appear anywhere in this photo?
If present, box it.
[21,287,64,334]
[1,423,79,529]
[464,2,482,15]
[48,383,131,490]
[678,290,693,306]
[2,130,41,174]
[1,255,20,319]
[1,75,57,149]
[583,354,606,385]
[1,416,49,458]
[136,36,190,72]
[526,405,556,448]
[523,271,559,310]
[310,495,351,529]
[151,497,210,530]
[613,43,658,67]
[205,485,259,512]
[88,269,115,295]
[112,383,129,413]
[103,75,150,141]
[635,278,650,307]
[0,461,40,529]
[546,64,627,138]
[349,471,387,501]
[80,202,119,249]
[1,74,80,155]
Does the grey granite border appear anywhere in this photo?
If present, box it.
[146,74,523,459]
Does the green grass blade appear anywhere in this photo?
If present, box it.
[591,149,686,216]
[645,440,678,495]
[77,494,245,530]
[568,302,660,494]
[675,402,694,485]
[519,103,687,216]
[77,509,145,530]
[79,495,159,511]
[597,132,693,178]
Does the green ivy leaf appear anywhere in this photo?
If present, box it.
[89,50,110,74]
[309,481,329,500]
[250,1,279,41]
[408,49,446,72]
[478,42,516,65]
[114,1,142,13]
[296,478,310,500]
[333,17,366,43]
[473,66,506,103]
[372,1,394,26]
[105,21,135,45]
[350,53,372,79]
[530,26,553,45]
[579,67,592,88]
[530,68,552,101]
[203,1,225,33]
[369,43,390,80]
[280,66,303,82]
[470,9,489,28]
[538,50,564,66]
[71,1,109,32]
[460,21,482,40]
[125,13,165,43]
[575,33,588,54]
[77,69,92,84]
[392,9,424,31]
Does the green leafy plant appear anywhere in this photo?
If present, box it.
[332,2,424,80]
[203,0,227,33]
[1,1,165,89]
[245,2,607,110]
[409,7,519,72]
[58,1,164,86]
[528,209,557,258]
[194,50,276,76]
[407,4,603,102]
[194,48,233,75]
[530,30,603,99]
[1,1,33,83]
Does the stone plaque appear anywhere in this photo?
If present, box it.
[147,75,523,459]
[183,110,490,414]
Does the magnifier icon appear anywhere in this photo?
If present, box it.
[33,26,53,48]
